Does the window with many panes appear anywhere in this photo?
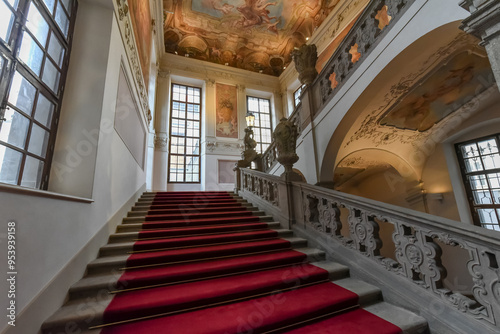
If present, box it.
[168,84,201,183]
[0,0,76,189]
[247,96,272,154]
[293,84,305,108]
[456,134,500,231]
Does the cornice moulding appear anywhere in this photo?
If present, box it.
[160,53,280,90]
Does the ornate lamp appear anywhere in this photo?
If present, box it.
[245,112,255,129]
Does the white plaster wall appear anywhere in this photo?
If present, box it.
[0,1,149,332]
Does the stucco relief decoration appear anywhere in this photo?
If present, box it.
[345,33,496,149]
[379,51,494,132]
[162,0,340,76]
[216,83,238,138]
[128,0,153,92]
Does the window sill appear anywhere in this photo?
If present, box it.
[0,183,94,204]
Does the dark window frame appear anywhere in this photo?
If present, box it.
[168,83,202,184]
[293,84,305,108]
[246,96,272,154]
[0,0,77,189]
[456,133,500,231]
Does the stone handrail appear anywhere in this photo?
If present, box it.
[235,167,500,332]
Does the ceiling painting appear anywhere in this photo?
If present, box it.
[379,51,494,132]
[163,0,340,76]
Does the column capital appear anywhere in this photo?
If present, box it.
[154,132,169,151]
[158,70,171,79]
[205,78,216,87]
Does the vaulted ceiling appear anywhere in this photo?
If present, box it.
[162,0,341,76]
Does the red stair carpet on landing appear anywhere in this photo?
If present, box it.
[99,191,402,333]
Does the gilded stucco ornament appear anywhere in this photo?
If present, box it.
[292,44,318,85]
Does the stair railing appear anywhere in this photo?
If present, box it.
[235,167,500,332]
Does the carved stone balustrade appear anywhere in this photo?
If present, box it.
[314,0,414,107]
[235,168,500,333]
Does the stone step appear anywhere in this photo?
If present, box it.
[99,229,294,257]
[42,262,358,334]
[68,247,327,300]
[121,210,268,223]
[86,237,309,275]
[108,221,283,243]
[116,215,275,232]
[126,205,258,217]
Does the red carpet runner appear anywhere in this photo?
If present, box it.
[98,191,402,333]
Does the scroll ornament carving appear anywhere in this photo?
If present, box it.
[292,44,318,85]
[273,117,299,174]
[318,199,342,237]
[393,223,446,290]
[346,207,381,257]
[116,0,128,21]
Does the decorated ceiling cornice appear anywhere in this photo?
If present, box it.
[162,0,342,76]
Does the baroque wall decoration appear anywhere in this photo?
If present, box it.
[162,0,341,76]
[379,51,494,132]
[128,0,153,92]
[216,83,238,138]
[344,33,496,149]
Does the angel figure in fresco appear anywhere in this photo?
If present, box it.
[236,0,280,34]
[209,0,235,15]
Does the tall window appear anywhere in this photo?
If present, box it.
[456,134,500,231]
[168,84,201,183]
[247,96,272,154]
[293,84,305,108]
[0,0,77,189]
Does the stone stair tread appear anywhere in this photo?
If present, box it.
[333,277,381,305]
[364,301,428,333]
[310,260,350,280]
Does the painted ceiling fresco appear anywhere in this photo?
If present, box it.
[163,0,340,76]
[379,51,494,132]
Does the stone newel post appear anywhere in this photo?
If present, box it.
[292,44,319,85]
[273,117,301,181]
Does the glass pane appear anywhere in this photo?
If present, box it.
[28,123,50,157]
[461,143,479,158]
[6,0,20,8]
[0,109,29,149]
[21,155,44,188]
[487,173,500,187]
[469,175,488,190]
[0,2,15,42]
[55,2,69,37]
[26,3,50,46]
[19,32,44,75]
[47,33,65,67]
[8,71,37,114]
[478,139,498,154]
[464,157,483,173]
[478,208,498,225]
[482,154,500,170]
[61,0,72,13]
[42,0,56,14]
[42,59,60,93]
[473,190,492,205]
[34,93,54,128]
[0,145,22,185]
